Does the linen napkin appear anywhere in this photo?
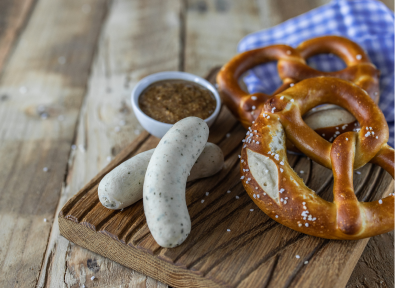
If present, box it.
[238,0,394,146]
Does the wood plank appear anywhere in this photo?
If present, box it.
[346,231,394,288]
[37,0,182,287]
[184,0,262,76]
[0,1,109,287]
[0,0,36,74]
[257,0,330,28]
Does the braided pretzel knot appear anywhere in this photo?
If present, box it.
[217,36,380,140]
[240,77,394,239]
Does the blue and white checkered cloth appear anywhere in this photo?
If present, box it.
[238,0,394,146]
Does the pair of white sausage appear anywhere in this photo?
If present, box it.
[98,117,222,248]
[98,142,223,209]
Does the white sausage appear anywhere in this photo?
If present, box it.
[188,142,224,181]
[98,143,223,209]
[99,150,153,210]
[143,117,209,248]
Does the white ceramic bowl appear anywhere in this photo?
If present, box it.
[131,71,221,138]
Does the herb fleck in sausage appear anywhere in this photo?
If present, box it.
[143,117,209,247]
[98,143,223,209]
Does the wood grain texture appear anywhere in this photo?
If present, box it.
[37,0,182,287]
[0,0,36,75]
[0,0,391,287]
[347,231,394,288]
[59,68,394,288]
[184,0,262,76]
[257,0,329,28]
[0,0,109,287]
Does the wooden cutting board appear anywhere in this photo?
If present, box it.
[58,68,393,288]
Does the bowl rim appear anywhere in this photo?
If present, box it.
[131,71,221,127]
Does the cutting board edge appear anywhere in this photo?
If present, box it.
[58,216,227,288]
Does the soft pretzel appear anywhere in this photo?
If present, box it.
[217,36,380,143]
[240,77,394,240]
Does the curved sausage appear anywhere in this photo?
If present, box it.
[143,117,209,247]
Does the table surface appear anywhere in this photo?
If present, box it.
[0,1,393,287]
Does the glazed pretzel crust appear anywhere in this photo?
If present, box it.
[240,77,394,240]
[217,36,380,141]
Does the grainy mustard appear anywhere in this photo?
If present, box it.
[138,80,216,124]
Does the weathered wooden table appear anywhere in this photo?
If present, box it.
[0,0,393,287]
